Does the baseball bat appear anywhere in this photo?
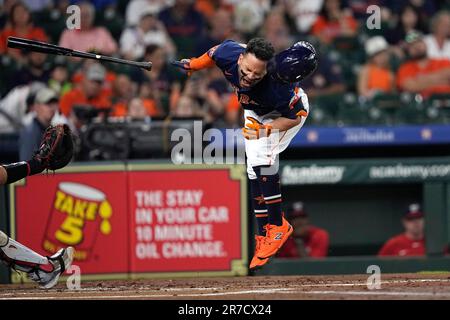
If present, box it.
[7,36,152,71]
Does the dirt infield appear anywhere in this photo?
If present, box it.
[0,273,449,300]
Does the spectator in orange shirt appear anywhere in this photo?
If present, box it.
[277,202,329,258]
[127,97,148,119]
[60,63,111,124]
[110,74,135,117]
[311,0,358,45]
[71,59,117,97]
[378,203,425,257]
[397,30,450,98]
[138,82,164,117]
[127,97,160,119]
[358,36,395,99]
[0,2,48,63]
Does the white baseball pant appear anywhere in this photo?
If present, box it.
[244,89,309,179]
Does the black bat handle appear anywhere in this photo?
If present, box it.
[71,50,152,71]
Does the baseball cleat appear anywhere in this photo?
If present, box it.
[0,231,7,247]
[257,217,293,259]
[28,246,74,289]
[250,256,270,269]
[249,235,269,269]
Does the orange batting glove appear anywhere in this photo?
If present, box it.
[242,117,273,140]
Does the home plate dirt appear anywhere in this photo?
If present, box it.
[0,273,449,300]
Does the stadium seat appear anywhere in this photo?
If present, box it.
[307,105,336,126]
[310,93,344,118]
[394,101,427,125]
[370,93,404,109]
[426,93,450,108]
[336,93,369,126]
[421,94,450,124]
[366,105,394,125]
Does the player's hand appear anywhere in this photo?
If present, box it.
[171,59,193,76]
[242,117,273,140]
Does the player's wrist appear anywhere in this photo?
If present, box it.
[27,158,45,175]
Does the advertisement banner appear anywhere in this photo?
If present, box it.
[10,167,129,279]
[218,125,450,149]
[9,163,248,281]
[281,157,450,185]
[291,125,450,147]
[128,165,247,276]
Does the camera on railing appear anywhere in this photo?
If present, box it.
[77,116,204,161]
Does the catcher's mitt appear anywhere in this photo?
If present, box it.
[34,124,74,171]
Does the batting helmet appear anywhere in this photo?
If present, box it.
[268,41,318,83]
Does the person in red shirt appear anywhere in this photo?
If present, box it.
[277,202,329,258]
[397,30,450,98]
[378,203,425,257]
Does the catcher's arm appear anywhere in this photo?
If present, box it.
[0,124,74,185]
[0,166,6,184]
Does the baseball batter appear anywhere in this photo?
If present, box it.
[173,38,318,269]
[0,124,74,289]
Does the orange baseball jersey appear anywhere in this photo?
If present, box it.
[193,40,308,119]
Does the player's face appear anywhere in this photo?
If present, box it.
[237,53,268,89]
[292,217,309,238]
[408,40,427,60]
[36,101,58,125]
[403,218,424,238]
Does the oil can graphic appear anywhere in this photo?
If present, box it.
[43,182,112,261]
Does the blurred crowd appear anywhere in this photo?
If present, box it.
[1,0,450,155]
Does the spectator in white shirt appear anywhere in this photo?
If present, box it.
[284,0,324,34]
[120,7,175,61]
[424,11,450,60]
[125,0,174,27]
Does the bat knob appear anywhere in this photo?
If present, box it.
[143,61,152,71]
